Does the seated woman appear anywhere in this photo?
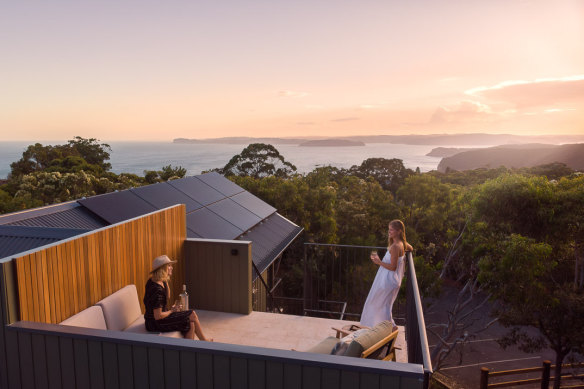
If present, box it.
[143,255,212,341]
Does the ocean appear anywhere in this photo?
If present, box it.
[0,141,447,179]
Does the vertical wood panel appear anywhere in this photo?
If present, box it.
[248,359,266,389]
[87,340,105,389]
[31,334,49,389]
[230,357,248,389]
[185,240,252,314]
[39,251,51,322]
[147,347,164,389]
[17,331,34,389]
[5,329,21,389]
[132,346,150,389]
[213,354,230,389]
[180,351,197,388]
[359,373,379,389]
[196,353,213,389]
[302,366,321,389]
[45,335,62,389]
[321,368,340,389]
[13,206,187,323]
[73,339,90,389]
[340,371,359,389]
[283,364,302,389]
[380,375,400,388]
[102,343,119,389]
[59,337,76,389]
[164,349,181,389]
[117,344,133,389]
[266,361,284,389]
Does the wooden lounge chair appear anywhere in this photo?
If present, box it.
[305,320,399,361]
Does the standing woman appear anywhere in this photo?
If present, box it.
[144,255,212,341]
[360,220,413,328]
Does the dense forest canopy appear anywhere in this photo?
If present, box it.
[1,140,583,386]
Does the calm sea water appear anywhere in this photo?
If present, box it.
[0,141,446,179]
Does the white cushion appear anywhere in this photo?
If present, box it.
[159,331,183,338]
[96,285,142,331]
[124,316,150,334]
[59,306,107,330]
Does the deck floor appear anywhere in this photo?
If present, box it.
[196,310,407,363]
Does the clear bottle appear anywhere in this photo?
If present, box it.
[179,284,189,310]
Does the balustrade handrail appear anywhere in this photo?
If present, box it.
[406,251,433,380]
[302,242,433,388]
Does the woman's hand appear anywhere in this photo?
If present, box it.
[371,252,381,265]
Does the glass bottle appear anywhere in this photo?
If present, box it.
[179,284,189,310]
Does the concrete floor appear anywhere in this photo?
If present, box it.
[196,309,407,363]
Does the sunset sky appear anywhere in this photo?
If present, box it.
[1,0,583,141]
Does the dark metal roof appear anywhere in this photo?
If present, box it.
[238,213,303,280]
[0,226,89,259]
[0,173,302,276]
[186,207,243,240]
[130,182,203,212]
[0,201,107,229]
[78,190,157,224]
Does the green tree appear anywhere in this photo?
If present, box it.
[350,158,414,194]
[144,165,187,183]
[470,174,584,388]
[10,137,111,177]
[221,143,297,178]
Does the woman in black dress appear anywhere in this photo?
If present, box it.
[144,255,211,341]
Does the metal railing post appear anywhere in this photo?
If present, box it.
[480,367,490,389]
[541,360,551,389]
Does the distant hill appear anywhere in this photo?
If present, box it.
[299,139,365,147]
[174,133,584,146]
[437,143,584,172]
[426,147,476,158]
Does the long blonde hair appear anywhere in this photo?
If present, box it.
[388,219,408,252]
[151,264,171,282]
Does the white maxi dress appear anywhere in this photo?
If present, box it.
[360,251,405,327]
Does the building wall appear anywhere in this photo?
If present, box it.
[10,205,187,324]
[184,239,252,314]
[5,321,425,389]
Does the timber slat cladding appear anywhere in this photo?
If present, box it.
[14,205,186,324]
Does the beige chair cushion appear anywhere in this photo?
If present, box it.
[124,316,150,334]
[60,306,107,330]
[96,285,142,331]
[344,320,393,357]
[304,336,341,354]
[159,331,183,338]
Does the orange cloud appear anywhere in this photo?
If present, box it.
[430,100,493,124]
[465,75,584,108]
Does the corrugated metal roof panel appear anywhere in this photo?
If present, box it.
[1,203,107,229]
[0,226,89,259]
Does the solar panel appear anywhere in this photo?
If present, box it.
[131,182,202,212]
[207,198,261,232]
[79,191,157,224]
[230,191,276,219]
[169,177,225,206]
[196,172,245,197]
[186,207,243,240]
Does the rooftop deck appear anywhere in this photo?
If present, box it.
[197,309,407,362]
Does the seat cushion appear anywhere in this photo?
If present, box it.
[343,320,393,357]
[96,285,142,331]
[124,316,150,334]
[305,336,341,354]
[159,331,183,338]
[60,306,107,330]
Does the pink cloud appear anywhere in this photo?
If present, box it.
[465,75,584,108]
